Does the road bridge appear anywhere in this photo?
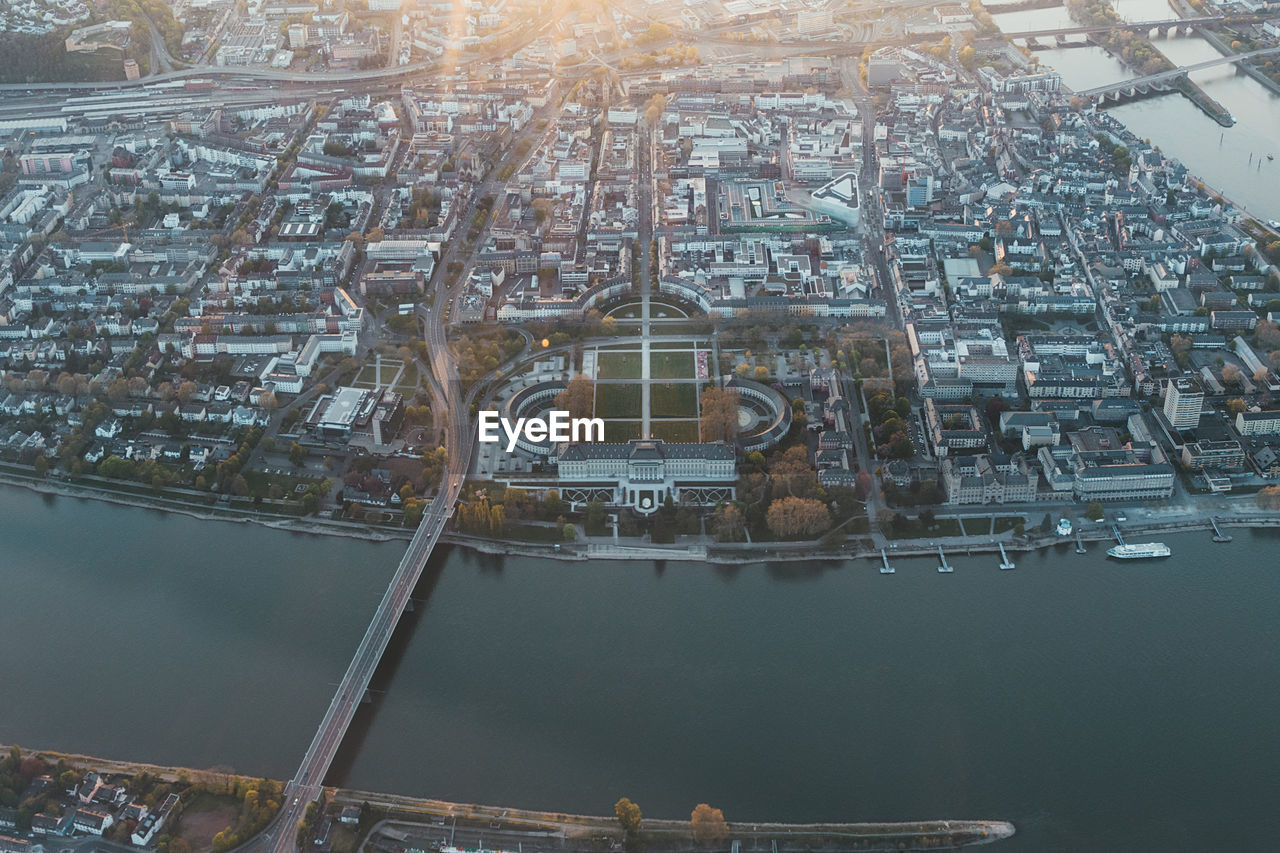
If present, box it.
[1075,45,1280,99]
[251,100,560,853]
[999,13,1263,39]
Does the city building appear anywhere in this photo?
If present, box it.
[1163,377,1204,430]
[556,440,736,515]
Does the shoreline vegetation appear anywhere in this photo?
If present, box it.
[3,467,1275,565]
[0,744,1016,852]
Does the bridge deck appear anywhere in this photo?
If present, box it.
[268,442,471,853]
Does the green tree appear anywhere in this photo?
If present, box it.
[289,442,306,467]
[562,523,576,541]
[1085,502,1104,521]
[586,500,606,535]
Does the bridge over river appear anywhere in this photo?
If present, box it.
[1073,45,1280,100]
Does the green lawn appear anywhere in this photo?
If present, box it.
[602,419,642,441]
[994,515,1026,533]
[393,363,419,394]
[594,383,642,417]
[652,351,695,379]
[242,469,324,499]
[504,522,567,543]
[650,382,698,417]
[596,350,643,380]
[883,517,966,540]
[650,419,701,442]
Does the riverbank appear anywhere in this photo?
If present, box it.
[4,466,1279,567]
[0,743,1016,852]
[0,468,416,544]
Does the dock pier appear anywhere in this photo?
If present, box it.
[1210,517,1233,543]
[937,545,954,573]
[1075,530,1087,554]
[880,548,895,574]
[998,542,1015,570]
[1112,524,1126,545]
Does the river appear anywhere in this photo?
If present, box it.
[992,0,1280,220]
[5,488,1280,850]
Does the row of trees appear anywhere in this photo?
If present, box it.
[457,497,506,535]
[613,798,728,846]
[210,778,282,853]
[865,380,916,459]
[700,387,739,443]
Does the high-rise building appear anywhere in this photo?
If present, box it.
[1163,377,1203,430]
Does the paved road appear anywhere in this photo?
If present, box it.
[638,122,655,437]
[259,86,569,853]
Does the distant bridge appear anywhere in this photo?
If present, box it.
[1075,45,1280,100]
[1000,13,1264,39]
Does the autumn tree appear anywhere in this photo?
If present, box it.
[854,470,873,500]
[555,374,596,421]
[1171,334,1193,367]
[769,445,819,499]
[710,503,746,542]
[1257,485,1280,511]
[615,798,642,834]
[699,386,740,442]
[1254,319,1280,351]
[643,93,667,125]
[1227,397,1247,415]
[1222,363,1242,386]
[766,496,831,539]
[690,804,728,847]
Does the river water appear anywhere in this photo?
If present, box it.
[993,0,1280,220]
[6,487,1280,850]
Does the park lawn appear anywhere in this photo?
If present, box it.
[177,790,240,853]
[606,304,642,319]
[242,469,324,499]
[993,515,1025,533]
[505,522,568,543]
[596,350,643,380]
[651,351,695,379]
[393,362,420,395]
[329,824,360,853]
[651,341,694,350]
[594,383,642,418]
[602,419,642,441]
[883,517,966,540]
[650,382,698,417]
[650,419,700,442]
[377,357,405,384]
[352,363,380,388]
